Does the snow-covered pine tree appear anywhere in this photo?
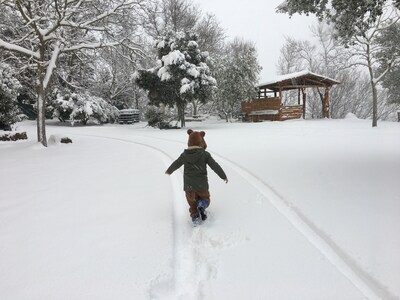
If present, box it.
[376,22,400,105]
[136,32,216,127]
[214,39,262,122]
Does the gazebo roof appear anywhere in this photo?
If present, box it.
[257,70,340,91]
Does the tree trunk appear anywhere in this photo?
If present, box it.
[367,67,378,127]
[222,109,229,122]
[371,81,378,127]
[135,92,139,109]
[366,43,378,127]
[37,58,48,147]
[192,101,198,116]
[36,86,47,147]
[178,103,186,128]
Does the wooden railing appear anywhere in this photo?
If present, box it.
[241,97,281,121]
[281,105,303,120]
[241,98,303,121]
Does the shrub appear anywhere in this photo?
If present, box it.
[0,131,27,141]
[0,63,22,130]
[52,90,119,125]
[61,137,72,144]
[145,107,164,128]
[144,107,178,129]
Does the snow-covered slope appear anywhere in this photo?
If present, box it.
[1,118,399,299]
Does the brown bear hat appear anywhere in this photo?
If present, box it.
[187,129,207,149]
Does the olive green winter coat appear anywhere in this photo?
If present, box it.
[166,146,227,191]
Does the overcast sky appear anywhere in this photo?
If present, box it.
[193,0,318,81]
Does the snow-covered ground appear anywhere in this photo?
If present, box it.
[1,116,399,300]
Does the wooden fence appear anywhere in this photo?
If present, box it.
[241,97,281,122]
[241,98,303,121]
[281,105,303,121]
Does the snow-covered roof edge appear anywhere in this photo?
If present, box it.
[257,70,340,88]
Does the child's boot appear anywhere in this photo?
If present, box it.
[192,215,201,226]
[197,199,208,221]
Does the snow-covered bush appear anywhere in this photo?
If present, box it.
[0,63,23,130]
[0,131,27,141]
[145,107,163,128]
[52,91,119,125]
[144,106,178,129]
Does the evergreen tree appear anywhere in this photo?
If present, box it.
[135,32,216,127]
[214,39,262,122]
[376,22,400,104]
[277,0,400,44]
[0,62,22,130]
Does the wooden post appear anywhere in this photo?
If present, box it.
[323,87,330,118]
[279,88,283,120]
[298,88,301,105]
[302,88,306,119]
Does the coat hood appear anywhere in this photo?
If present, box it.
[184,147,205,164]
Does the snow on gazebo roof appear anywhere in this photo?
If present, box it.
[257,70,340,91]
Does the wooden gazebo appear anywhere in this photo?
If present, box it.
[242,70,340,122]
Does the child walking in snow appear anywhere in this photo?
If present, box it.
[165,129,228,224]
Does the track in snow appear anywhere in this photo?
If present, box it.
[74,134,222,299]
[73,133,391,300]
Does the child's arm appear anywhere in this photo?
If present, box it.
[165,154,184,175]
[207,154,228,183]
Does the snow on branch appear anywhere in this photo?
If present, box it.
[59,20,107,32]
[118,42,147,58]
[43,42,61,90]
[63,41,120,52]
[0,39,40,59]
[79,0,141,27]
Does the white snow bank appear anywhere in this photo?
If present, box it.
[48,134,72,145]
[1,118,399,299]
[345,112,359,120]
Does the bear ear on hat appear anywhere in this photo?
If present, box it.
[187,129,193,135]
[200,131,205,137]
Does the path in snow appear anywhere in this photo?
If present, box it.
[74,132,390,300]
[117,133,394,299]
[73,134,226,299]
